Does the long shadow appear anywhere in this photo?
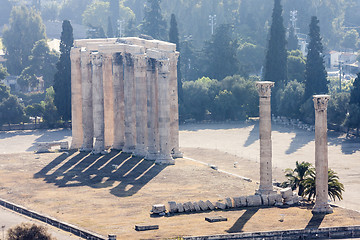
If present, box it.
[284,130,314,155]
[243,123,259,147]
[34,150,166,197]
[226,208,259,233]
[305,213,326,229]
[180,121,254,132]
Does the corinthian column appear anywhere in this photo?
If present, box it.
[122,53,136,153]
[112,53,125,150]
[145,58,159,160]
[91,53,106,154]
[312,95,333,214]
[156,58,174,165]
[102,53,114,148]
[133,54,148,157]
[80,49,93,151]
[256,81,275,195]
[70,48,83,149]
[169,52,183,158]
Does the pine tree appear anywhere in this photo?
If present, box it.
[107,16,114,38]
[53,20,73,122]
[263,0,287,90]
[141,0,167,40]
[304,16,328,99]
[169,14,183,102]
[288,25,298,51]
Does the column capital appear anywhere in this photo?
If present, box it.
[91,53,103,67]
[158,58,170,74]
[256,81,274,98]
[313,95,330,111]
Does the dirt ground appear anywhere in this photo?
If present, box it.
[0,122,359,239]
[0,149,360,240]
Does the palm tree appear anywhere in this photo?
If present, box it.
[281,161,311,196]
[303,168,345,202]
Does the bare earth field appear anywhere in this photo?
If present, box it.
[0,121,359,239]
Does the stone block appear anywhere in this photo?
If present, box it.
[186,201,195,211]
[261,195,269,206]
[152,204,166,214]
[246,195,262,207]
[183,202,191,212]
[135,225,159,231]
[225,197,234,208]
[280,188,293,199]
[168,201,177,213]
[198,200,209,211]
[268,194,282,206]
[177,203,184,213]
[216,201,226,210]
[205,216,228,223]
[233,197,242,208]
[240,196,247,206]
[206,200,215,210]
[193,202,201,211]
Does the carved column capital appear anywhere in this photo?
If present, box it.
[158,58,170,73]
[91,53,103,67]
[256,81,274,98]
[313,95,330,111]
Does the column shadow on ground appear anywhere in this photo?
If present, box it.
[34,150,166,197]
[226,208,259,233]
[305,213,326,229]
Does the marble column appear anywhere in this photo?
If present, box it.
[112,52,125,150]
[145,58,159,160]
[80,49,93,151]
[156,58,174,165]
[256,81,275,195]
[103,53,114,148]
[91,52,106,154]
[312,95,333,214]
[122,53,136,153]
[70,48,83,149]
[169,53,183,158]
[133,54,148,157]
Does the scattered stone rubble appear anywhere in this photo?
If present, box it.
[151,188,303,215]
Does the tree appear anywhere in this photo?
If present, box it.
[25,103,45,125]
[141,0,167,40]
[341,29,359,51]
[107,16,114,38]
[7,223,54,240]
[82,1,110,33]
[344,72,360,135]
[0,64,9,80]
[53,20,73,122]
[304,16,328,100]
[287,50,306,82]
[169,13,183,103]
[43,86,60,127]
[281,161,311,197]
[277,80,305,119]
[327,92,350,126]
[263,0,287,91]
[237,42,265,77]
[303,168,344,202]
[287,25,299,51]
[2,5,46,75]
[203,24,239,81]
[0,95,26,125]
[109,0,120,36]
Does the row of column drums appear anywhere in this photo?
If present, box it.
[70,37,182,164]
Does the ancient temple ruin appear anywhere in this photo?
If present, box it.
[70,37,182,164]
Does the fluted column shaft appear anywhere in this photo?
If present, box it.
[123,53,136,153]
[70,48,83,149]
[145,58,159,160]
[156,58,174,164]
[312,95,333,214]
[112,53,125,150]
[256,81,275,195]
[103,53,114,148]
[133,54,148,157]
[91,53,105,154]
[80,50,93,151]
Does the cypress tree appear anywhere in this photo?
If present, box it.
[107,16,114,38]
[169,14,183,102]
[109,0,120,36]
[263,0,287,90]
[304,16,328,99]
[53,20,73,122]
[141,0,167,40]
[288,25,299,51]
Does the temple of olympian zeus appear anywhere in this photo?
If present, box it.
[70,37,182,165]
[69,37,332,214]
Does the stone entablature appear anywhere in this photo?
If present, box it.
[70,37,182,164]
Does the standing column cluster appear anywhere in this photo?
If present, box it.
[70,37,182,164]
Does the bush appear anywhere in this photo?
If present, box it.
[7,223,54,240]
[277,80,305,119]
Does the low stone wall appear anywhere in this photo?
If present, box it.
[183,226,360,240]
[0,198,105,240]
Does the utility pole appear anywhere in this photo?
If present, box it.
[209,14,216,35]
[117,19,124,38]
[290,10,298,35]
